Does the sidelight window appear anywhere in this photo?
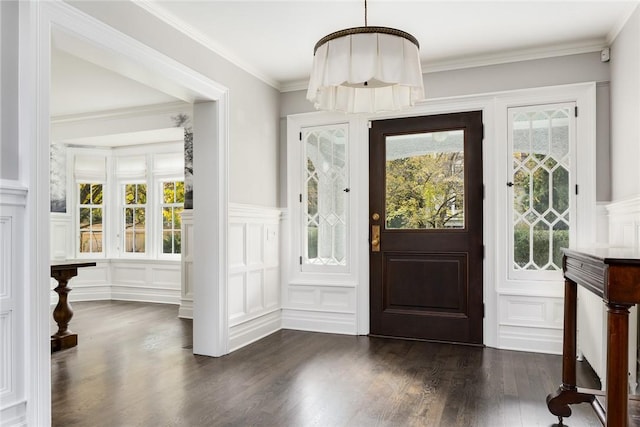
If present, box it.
[508,104,575,279]
[301,124,349,270]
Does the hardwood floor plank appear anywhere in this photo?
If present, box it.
[52,301,602,426]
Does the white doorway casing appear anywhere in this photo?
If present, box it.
[17,2,229,425]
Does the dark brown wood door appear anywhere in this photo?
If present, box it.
[369,111,483,344]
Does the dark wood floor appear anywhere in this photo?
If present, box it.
[52,301,602,427]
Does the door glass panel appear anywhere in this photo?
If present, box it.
[385,130,465,229]
[511,107,570,271]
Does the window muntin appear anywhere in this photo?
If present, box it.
[385,130,465,230]
[78,183,104,254]
[161,181,184,255]
[509,105,573,276]
[123,183,147,253]
[302,125,348,269]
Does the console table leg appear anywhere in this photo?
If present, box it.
[51,268,78,351]
[547,279,595,417]
[606,302,631,427]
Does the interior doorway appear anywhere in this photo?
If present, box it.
[24,2,230,422]
[368,111,484,344]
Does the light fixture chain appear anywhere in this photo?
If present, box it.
[364,0,368,27]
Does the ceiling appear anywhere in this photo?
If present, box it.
[50,0,639,128]
[139,0,639,91]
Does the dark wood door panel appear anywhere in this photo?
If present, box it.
[384,252,467,314]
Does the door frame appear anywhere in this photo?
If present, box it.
[355,98,496,343]
[20,2,229,424]
[367,111,485,344]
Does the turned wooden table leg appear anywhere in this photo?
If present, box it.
[547,278,594,419]
[51,268,79,352]
[606,302,631,427]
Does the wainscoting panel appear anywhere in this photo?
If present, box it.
[181,204,282,350]
[110,261,181,304]
[497,294,564,354]
[50,214,71,260]
[179,210,193,318]
[0,181,27,426]
[282,285,357,334]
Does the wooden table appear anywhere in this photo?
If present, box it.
[50,262,96,352]
[547,248,640,426]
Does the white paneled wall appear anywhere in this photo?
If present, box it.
[227,204,281,351]
[0,181,27,427]
[180,204,282,352]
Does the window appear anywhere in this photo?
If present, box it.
[123,183,147,253]
[508,103,575,279]
[161,181,184,254]
[301,125,349,270]
[78,183,104,254]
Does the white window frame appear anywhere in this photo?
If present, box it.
[300,123,350,273]
[287,113,363,287]
[120,180,148,256]
[495,84,596,295]
[157,177,185,259]
[75,181,106,258]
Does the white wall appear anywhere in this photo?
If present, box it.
[68,1,281,208]
[0,1,19,181]
[610,6,640,202]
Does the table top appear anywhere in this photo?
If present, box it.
[563,247,640,266]
[50,261,97,271]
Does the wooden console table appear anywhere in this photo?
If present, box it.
[50,262,96,352]
[547,248,640,426]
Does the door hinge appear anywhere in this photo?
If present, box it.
[482,245,485,259]
[483,303,485,318]
[299,256,302,265]
[368,121,372,129]
[574,106,578,117]
[299,193,302,203]
[482,184,485,200]
[482,124,485,140]
[299,131,302,141]
[575,184,579,195]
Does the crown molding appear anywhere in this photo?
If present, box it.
[606,3,640,44]
[50,101,191,125]
[420,38,606,74]
[281,39,607,93]
[135,0,281,91]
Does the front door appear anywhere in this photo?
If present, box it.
[369,111,484,344]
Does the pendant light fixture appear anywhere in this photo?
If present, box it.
[306,0,424,113]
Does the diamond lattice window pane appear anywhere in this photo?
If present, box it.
[303,126,348,267]
[510,106,571,272]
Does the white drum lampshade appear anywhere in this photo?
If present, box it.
[307,25,424,114]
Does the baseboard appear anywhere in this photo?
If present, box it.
[281,309,357,335]
[498,325,563,355]
[110,286,180,305]
[228,310,282,352]
[0,400,27,427]
[178,299,193,319]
